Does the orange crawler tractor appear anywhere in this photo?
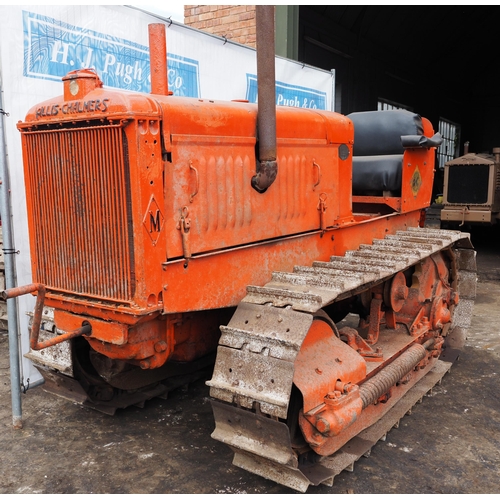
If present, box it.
[5,10,476,492]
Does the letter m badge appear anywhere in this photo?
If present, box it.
[143,196,164,245]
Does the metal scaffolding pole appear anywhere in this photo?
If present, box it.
[0,83,23,429]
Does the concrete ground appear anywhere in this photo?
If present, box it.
[1,226,499,494]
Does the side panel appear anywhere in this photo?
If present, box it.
[165,135,344,258]
[161,99,354,260]
[399,118,437,213]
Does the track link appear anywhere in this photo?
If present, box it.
[207,227,476,492]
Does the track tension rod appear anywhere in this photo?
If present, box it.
[1,283,91,350]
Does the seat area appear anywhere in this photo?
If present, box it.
[348,110,425,196]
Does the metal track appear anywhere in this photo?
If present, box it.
[207,227,477,492]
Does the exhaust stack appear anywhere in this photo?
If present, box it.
[149,23,169,95]
[251,5,278,193]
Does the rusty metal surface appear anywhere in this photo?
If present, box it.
[440,246,477,362]
[33,324,90,350]
[3,283,91,351]
[255,5,277,161]
[38,368,90,406]
[208,228,476,491]
[211,228,470,413]
[231,451,314,493]
[359,341,429,408]
[207,304,312,418]
[24,309,74,377]
[242,228,468,310]
[148,24,168,95]
[319,359,454,481]
[253,6,278,193]
[445,152,495,166]
[211,400,297,467]
[22,124,134,303]
[1,235,498,495]
[213,359,455,492]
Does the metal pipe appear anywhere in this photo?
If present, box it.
[251,5,278,193]
[0,86,22,428]
[2,283,91,350]
[149,23,169,95]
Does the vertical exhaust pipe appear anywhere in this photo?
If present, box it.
[251,5,278,193]
[149,23,169,95]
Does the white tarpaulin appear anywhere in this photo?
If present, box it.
[0,4,334,386]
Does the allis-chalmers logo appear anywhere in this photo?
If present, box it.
[35,98,110,119]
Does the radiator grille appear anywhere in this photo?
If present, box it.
[22,123,135,302]
[447,164,490,204]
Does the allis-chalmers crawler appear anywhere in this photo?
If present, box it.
[5,10,476,492]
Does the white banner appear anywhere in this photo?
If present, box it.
[0,5,334,386]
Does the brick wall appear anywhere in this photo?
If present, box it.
[184,5,257,47]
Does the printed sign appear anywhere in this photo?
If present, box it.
[245,74,327,110]
[22,10,200,97]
